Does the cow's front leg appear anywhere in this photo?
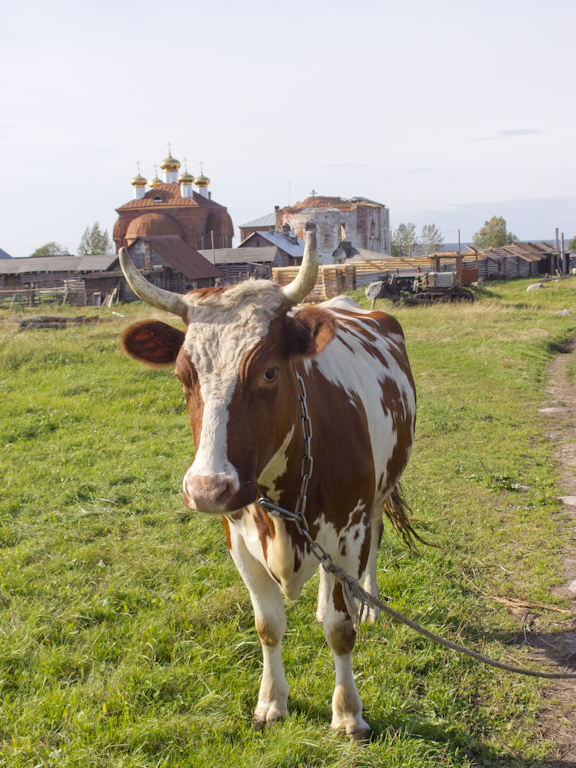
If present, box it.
[323,574,371,739]
[228,532,289,729]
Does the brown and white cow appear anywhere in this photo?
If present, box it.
[118,233,416,738]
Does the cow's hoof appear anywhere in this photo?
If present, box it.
[349,725,372,741]
[253,716,267,731]
[331,717,371,741]
[362,605,380,624]
[252,706,287,731]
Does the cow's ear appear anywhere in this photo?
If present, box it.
[120,320,185,367]
[284,306,338,357]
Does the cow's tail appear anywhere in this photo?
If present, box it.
[383,486,436,552]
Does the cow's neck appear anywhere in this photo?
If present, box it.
[256,371,306,513]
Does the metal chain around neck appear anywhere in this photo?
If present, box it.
[256,373,334,570]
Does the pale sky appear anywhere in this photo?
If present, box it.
[1,0,574,258]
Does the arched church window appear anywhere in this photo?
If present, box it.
[370,221,375,239]
[338,224,346,242]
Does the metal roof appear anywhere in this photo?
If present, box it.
[198,247,279,266]
[239,230,304,258]
[483,242,557,263]
[0,254,118,274]
[239,213,276,228]
[117,183,225,211]
[0,247,13,260]
[131,237,223,281]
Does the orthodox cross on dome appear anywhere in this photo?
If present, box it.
[167,142,172,155]
[183,157,188,170]
[131,160,148,198]
[199,160,204,174]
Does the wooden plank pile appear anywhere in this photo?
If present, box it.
[273,264,357,302]
[274,246,557,301]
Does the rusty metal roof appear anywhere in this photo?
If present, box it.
[117,183,225,212]
[132,236,223,281]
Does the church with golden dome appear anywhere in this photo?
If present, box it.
[113,149,234,252]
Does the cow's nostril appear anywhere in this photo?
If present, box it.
[216,483,232,503]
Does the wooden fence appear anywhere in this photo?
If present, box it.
[0,280,87,309]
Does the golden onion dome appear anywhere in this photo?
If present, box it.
[178,169,195,185]
[195,172,210,187]
[131,173,148,187]
[149,174,162,189]
[160,152,181,172]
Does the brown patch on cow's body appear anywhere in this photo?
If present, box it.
[253,505,276,560]
[222,517,232,549]
[326,589,356,655]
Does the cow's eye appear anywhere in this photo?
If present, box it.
[263,368,278,382]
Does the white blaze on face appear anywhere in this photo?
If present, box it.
[181,282,284,492]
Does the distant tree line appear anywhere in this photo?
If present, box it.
[29,223,114,258]
[391,223,444,258]
[390,216,522,258]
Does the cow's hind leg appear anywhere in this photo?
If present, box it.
[362,510,384,624]
[323,574,371,739]
[228,533,289,729]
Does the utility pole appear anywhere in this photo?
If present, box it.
[457,229,461,254]
[555,227,559,253]
[211,231,216,266]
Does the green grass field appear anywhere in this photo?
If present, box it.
[1,278,576,767]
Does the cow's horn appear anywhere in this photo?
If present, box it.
[280,231,319,307]
[119,247,188,318]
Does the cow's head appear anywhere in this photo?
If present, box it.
[119,234,337,515]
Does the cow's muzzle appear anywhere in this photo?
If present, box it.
[183,473,243,514]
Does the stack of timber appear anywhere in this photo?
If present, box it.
[272,264,355,302]
[273,242,570,302]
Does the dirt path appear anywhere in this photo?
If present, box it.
[531,339,576,763]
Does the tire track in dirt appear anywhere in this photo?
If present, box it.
[532,339,576,764]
